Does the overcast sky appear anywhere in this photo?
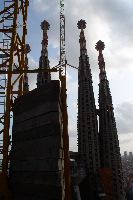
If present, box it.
[26,0,133,155]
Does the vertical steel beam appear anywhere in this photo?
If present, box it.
[60,0,66,74]
[0,2,29,199]
[60,1,71,198]
[2,0,18,175]
[60,70,71,200]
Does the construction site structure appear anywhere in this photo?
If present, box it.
[60,1,71,199]
[60,0,66,69]
[95,40,126,200]
[10,80,65,200]
[9,18,65,200]
[37,20,51,87]
[0,1,30,198]
[0,1,127,200]
[0,0,71,199]
[77,19,100,199]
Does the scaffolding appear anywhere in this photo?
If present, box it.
[60,1,71,199]
[0,0,71,199]
[0,0,13,172]
[60,0,66,68]
[0,0,30,198]
[0,0,30,172]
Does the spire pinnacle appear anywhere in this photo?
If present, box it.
[41,20,50,31]
[97,41,126,199]
[77,19,86,30]
[95,40,106,80]
[41,20,50,54]
[77,20,101,194]
[95,40,105,52]
[77,19,87,55]
[37,20,51,87]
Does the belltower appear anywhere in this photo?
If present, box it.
[96,40,126,200]
[77,20,100,197]
[37,20,51,87]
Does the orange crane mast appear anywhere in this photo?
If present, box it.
[0,0,71,199]
[0,0,30,198]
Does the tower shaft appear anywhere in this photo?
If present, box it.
[37,20,51,87]
[60,0,66,67]
[96,40,126,200]
[77,20,100,193]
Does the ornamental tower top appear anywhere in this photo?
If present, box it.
[77,19,87,55]
[95,40,107,81]
[41,20,50,57]
[37,20,51,87]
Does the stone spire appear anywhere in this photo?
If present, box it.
[77,19,87,55]
[77,20,100,198]
[37,20,51,87]
[96,40,126,200]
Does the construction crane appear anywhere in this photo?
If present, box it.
[60,0,66,70]
[59,1,72,199]
[0,0,71,199]
[0,0,30,198]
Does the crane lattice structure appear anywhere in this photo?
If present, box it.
[60,1,72,200]
[0,0,71,199]
[60,0,66,71]
[0,0,31,198]
[0,0,30,178]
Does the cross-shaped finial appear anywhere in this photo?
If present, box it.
[41,20,50,30]
[77,19,86,30]
[95,40,105,51]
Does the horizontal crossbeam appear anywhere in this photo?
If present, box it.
[0,68,59,74]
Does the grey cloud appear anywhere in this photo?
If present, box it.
[69,130,78,152]
[120,137,132,145]
[65,0,133,65]
[115,101,133,134]
[31,0,133,72]
[29,1,133,152]
[33,0,58,13]
[90,0,133,40]
[118,132,133,153]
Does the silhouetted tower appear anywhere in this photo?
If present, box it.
[23,44,31,93]
[96,40,126,200]
[37,20,51,87]
[77,19,100,191]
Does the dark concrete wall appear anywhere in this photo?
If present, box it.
[9,81,65,200]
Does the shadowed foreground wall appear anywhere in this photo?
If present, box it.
[9,80,65,200]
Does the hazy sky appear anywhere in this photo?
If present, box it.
[24,0,133,154]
